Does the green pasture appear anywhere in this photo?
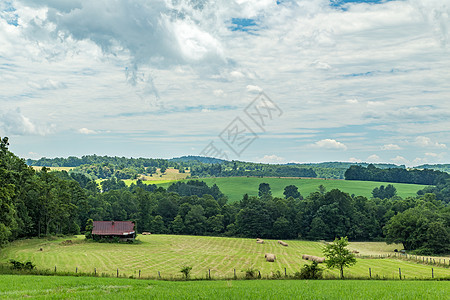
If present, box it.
[143,177,427,202]
[1,235,448,280]
[0,275,448,299]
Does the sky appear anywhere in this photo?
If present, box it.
[1,0,450,166]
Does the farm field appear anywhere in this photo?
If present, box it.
[0,275,448,299]
[31,166,74,172]
[143,177,426,202]
[1,235,448,280]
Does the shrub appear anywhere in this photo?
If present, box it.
[9,260,35,270]
[243,267,259,279]
[180,266,192,279]
[294,262,323,279]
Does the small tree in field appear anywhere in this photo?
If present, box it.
[323,236,356,279]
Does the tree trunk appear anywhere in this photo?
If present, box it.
[340,267,344,279]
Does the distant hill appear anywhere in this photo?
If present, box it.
[415,164,450,174]
[170,155,228,164]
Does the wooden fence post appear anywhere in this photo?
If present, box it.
[117,268,119,277]
[139,270,141,278]
[208,269,211,279]
[234,269,236,279]
[54,266,57,272]
[398,268,401,280]
[158,271,161,278]
[76,267,77,274]
[432,268,434,279]
[369,268,371,278]
[284,268,287,277]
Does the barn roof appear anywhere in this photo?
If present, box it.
[92,221,135,236]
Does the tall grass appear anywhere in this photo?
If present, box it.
[0,275,448,299]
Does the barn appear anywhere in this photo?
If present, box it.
[91,221,136,242]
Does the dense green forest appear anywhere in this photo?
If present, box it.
[345,164,450,186]
[2,137,450,254]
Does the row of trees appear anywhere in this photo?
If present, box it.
[345,164,449,186]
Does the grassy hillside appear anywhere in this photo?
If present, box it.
[1,235,448,280]
[149,177,427,202]
[0,275,448,299]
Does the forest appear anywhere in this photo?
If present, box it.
[345,164,450,186]
[2,137,449,254]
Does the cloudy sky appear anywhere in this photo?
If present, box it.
[1,0,449,166]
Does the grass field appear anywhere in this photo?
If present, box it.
[143,177,427,202]
[1,235,448,280]
[31,166,74,172]
[0,275,448,299]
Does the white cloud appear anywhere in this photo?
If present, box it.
[425,152,438,157]
[27,79,66,90]
[246,85,262,92]
[311,61,331,70]
[309,139,347,150]
[213,89,226,97]
[381,144,401,150]
[258,154,285,164]
[367,154,382,162]
[345,99,358,104]
[78,128,97,135]
[391,155,409,165]
[27,151,40,159]
[0,109,54,136]
[415,136,447,148]
[349,157,362,163]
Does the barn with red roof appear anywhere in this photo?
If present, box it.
[92,221,136,242]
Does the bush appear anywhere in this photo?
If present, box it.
[271,270,282,279]
[180,266,192,279]
[294,262,323,279]
[243,267,260,279]
[9,260,35,270]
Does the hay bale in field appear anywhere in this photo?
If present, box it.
[265,253,276,262]
[302,254,312,260]
[141,232,152,235]
[308,255,325,263]
[352,250,359,254]
[278,240,288,246]
[313,256,326,263]
[256,239,264,244]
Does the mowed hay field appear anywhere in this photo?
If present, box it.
[150,177,427,202]
[0,276,448,300]
[1,235,448,280]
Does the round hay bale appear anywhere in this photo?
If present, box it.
[265,253,276,262]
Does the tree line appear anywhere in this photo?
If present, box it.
[1,137,449,254]
[345,164,450,186]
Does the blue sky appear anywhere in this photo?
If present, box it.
[1,0,450,166]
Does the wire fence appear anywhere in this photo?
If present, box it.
[2,264,449,281]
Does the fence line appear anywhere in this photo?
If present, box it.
[355,253,449,267]
[11,265,448,281]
